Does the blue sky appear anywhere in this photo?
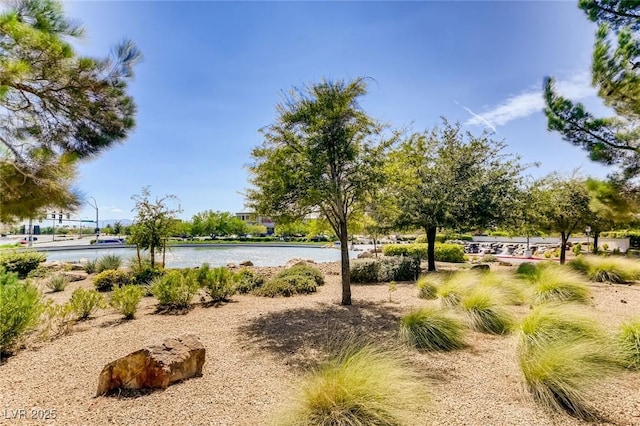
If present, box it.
[60,0,613,222]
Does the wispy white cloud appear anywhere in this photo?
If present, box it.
[454,100,497,133]
[462,72,596,130]
[110,208,124,213]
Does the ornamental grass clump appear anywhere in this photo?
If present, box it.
[435,271,475,307]
[528,263,590,304]
[460,287,513,335]
[399,308,466,351]
[277,341,428,425]
[517,303,620,420]
[416,275,439,300]
[479,271,527,306]
[45,274,69,292]
[95,254,123,273]
[110,285,146,319]
[569,256,640,284]
[0,250,46,278]
[0,269,43,354]
[618,318,640,370]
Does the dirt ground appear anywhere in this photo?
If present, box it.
[1,261,640,426]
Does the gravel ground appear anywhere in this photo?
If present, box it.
[1,261,640,426]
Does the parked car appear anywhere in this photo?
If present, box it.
[94,238,125,245]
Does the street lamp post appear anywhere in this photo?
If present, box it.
[87,197,99,242]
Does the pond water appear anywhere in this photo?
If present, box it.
[42,245,363,268]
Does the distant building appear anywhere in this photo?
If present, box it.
[235,212,275,235]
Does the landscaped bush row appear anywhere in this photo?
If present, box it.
[382,243,465,263]
[350,256,420,283]
[254,264,324,297]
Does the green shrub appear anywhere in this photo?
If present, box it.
[350,256,420,284]
[435,244,466,263]
[83,259,98,274]
[479,271,526,306]
[132,266,164,285]
[254,274,317,297]
[569,256,640,284]
[278,342,428,425]
[416,275,439,300]
[349,259,380,283]
[68,288,105,320]
[40,301,76,339]
[480,254,498,263]
[150,270,200,309]
[383,243,465,263]
[195,265,237,302]
[95,254,123,273]
[93,269,132,292]
[110,285,146,319]
[460,288,513,334]
[0,272,43,353]
[572,244,582,256]
[45,274,70,292]
[399,308,466,351]
[618,318,640,370]
[278,264,324,286]
[236,268,265,294]
[515,262,539,279]
[0,250,46,278]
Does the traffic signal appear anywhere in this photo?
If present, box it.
[58,214,62,224]
[52,213,55,219]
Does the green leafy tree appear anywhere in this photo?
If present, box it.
[0,0,140,221]
[387,121,524,271]
[190,210,248,237]
[247,78,391,305]
[585,177,639,250]
[129,187,181,268]
[544,1,639,179]
[531,174,592,264]
[112,221,123,236]
[275,220,309,237]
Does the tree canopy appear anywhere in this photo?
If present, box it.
[544,0,639,179]
[247,77,391,305]
[0,0,140,221]
[190,210,248,237]
[386,121,524,271]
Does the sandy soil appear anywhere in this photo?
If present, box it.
[1,261,640,426]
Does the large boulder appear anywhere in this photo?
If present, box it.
[357,251,374,259]
[96,334,205,396]
[239,260,254,267]
[61,271,88,282]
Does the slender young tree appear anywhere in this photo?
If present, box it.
[247,78,391,305]
[129,187,181,268]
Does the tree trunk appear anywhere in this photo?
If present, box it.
[372,236,378,258]
[593,232,599,253]
[560,232,569,264]
[150,244,155,268]
[162,240,166,268]
[136,246,142,269]
[339,221,351,305]
[426,226,437,272]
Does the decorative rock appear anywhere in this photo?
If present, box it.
[471,264,490,271]
[61,271,88,282]
[284,258,316,269]
[239,260,254,267]
[226,263,238,269]
[96,334,205,396]
[498,261,512,267]
[357,251,374,259]
[68,263,86,271]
